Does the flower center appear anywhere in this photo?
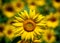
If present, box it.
[23,20,36,32]
[47,33,52,40]
[16,3,21,8]
[55,0,60,2]
[7,29,12,35]
[31,2,36,5]
[49,17,56,22]
[0,26,4,32]
[5,5,14,12]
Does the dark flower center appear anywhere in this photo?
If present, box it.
[47,34,52,40]
[7,30,12,35]
[31,2,35,5]
[5,5,14,12]
[55,0,60,2]
[0,26,4,32]
[49,17,56,22]
[16,3,21,8]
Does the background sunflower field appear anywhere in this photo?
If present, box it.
[0,0,60,43]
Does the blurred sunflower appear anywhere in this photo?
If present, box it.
[52,0,60,8]
[12,10,46,40]
[27,0,45,10]
[4,25,15,39]
[26,0,36,10]
[0,24,5,37]
[42,29,56,43]
[46,13,59,28]
[12,0,24,12]
[28,1,36,10]
[2,3,16,18]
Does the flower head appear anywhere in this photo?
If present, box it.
[46,13,59,28]
[11,9,46,40]
[4,25,15,39]
[52,0,60,8]
[2,3,15,18]
[12,0,24,12]
[42,29,56,43]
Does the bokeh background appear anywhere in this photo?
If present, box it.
[0,0,60,43]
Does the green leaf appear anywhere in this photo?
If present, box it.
[37,6,50,16]
[0,36,5,43]
[5,37,11,43]
[0,9,8,23]
[54,26,60,35]
[45,0,52,6]
[2,0,12,5]
[0,36,11,43]
[11,36,21,43]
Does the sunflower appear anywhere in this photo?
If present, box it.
[42,29,56,43]
[26,0,37,10]
[52,0,60,8]
[4,25,15,39]
[0,24,5,37]
[28,1,36,10]
[46,13,59,28]
[11,10,46,41]
[2,3,16,18]
[12,0,24,12]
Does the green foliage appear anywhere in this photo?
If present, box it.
[0,9,8,23]
[11,36,21,43]
[2,0,12,5]
[0,36,11,43]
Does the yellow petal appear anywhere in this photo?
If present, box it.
[33,14,39,20]
[29,10,35,18]
[21,12,25,18]
[24,10,29,19]
[36,15,45,22]
[16,30,24,36]
[15,16,24,22]
[14,27,23,33]
[18,13,25,20]
[21,31,27,39]
[12,23,23,26]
